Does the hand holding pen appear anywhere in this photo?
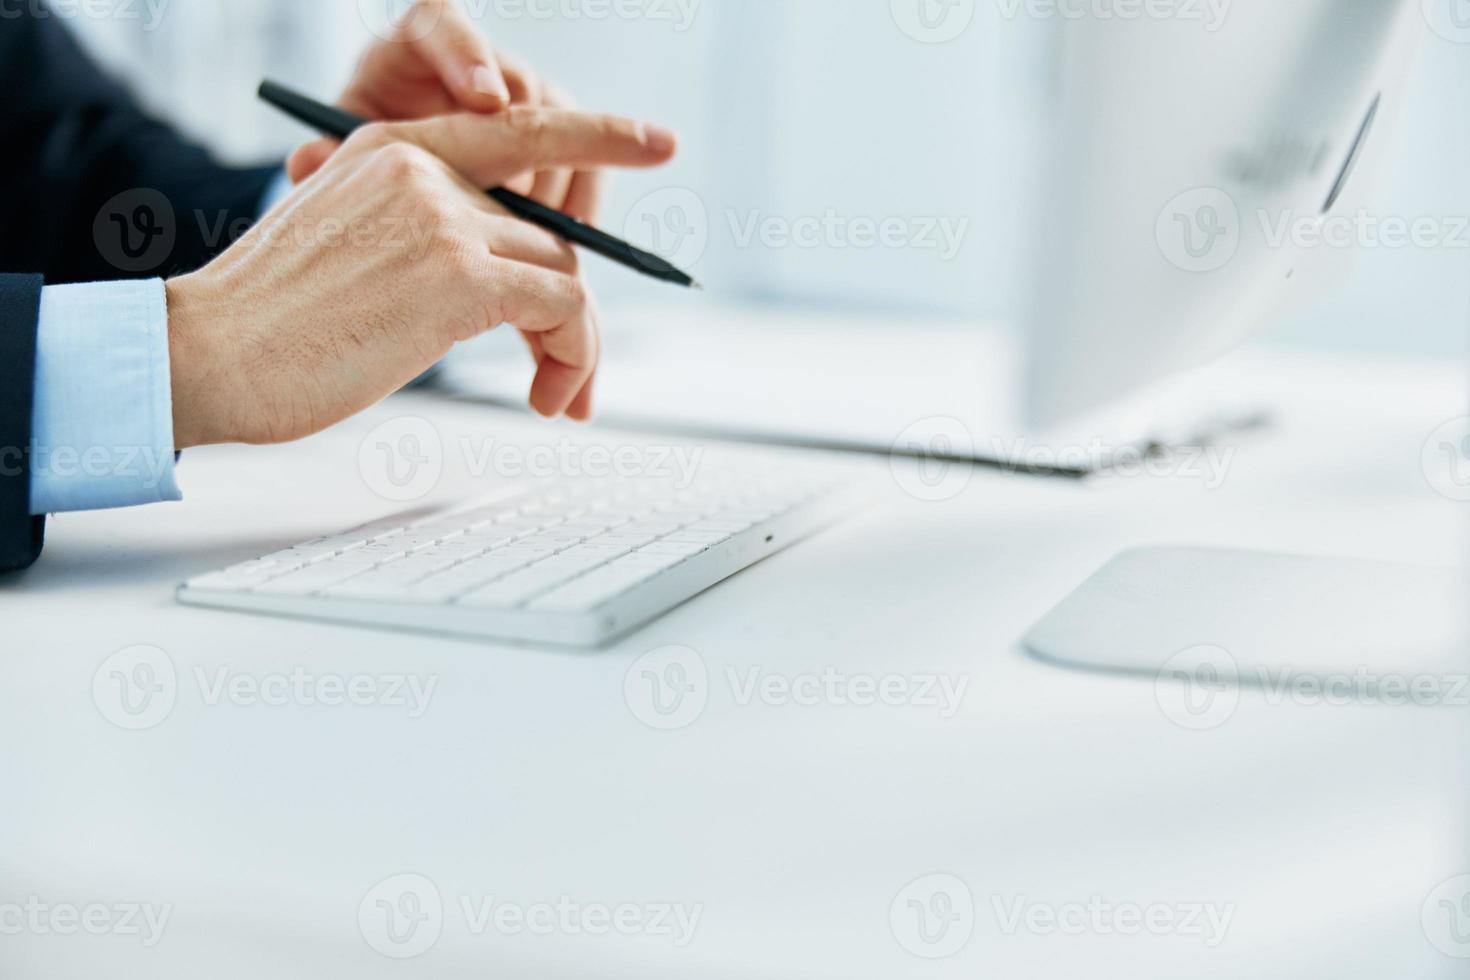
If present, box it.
[263,81,699,289]
[167,103,679,450]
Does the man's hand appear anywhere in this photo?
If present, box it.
[340,0,513,119]
[303,0,605,221]
[165,109,676,450]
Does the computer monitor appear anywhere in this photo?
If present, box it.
[1019,1,1461,685]
[1025,0,1424,427]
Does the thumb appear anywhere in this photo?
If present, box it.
[385,108,677,189]
[408,0,510,112]
[286,138,341,184]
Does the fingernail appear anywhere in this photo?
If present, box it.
[640,122,677,154]
[472,64,509,102]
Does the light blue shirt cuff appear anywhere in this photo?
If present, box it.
[27,169,289,517]
[30,279,181,515]
[260,168,294,216]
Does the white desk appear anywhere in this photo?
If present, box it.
[2,335,1466,979]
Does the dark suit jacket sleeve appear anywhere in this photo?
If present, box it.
[0,9,279,570]
[0,277,45,571]
[0,10,279,284]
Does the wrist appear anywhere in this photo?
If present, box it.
[166,274,238,450]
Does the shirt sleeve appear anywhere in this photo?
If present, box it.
[259,168,294,217]
[29,279,181,515]
[26,168,291,517]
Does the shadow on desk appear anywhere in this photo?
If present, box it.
[0,539,293,596]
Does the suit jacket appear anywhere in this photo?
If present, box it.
[0,8,277,571]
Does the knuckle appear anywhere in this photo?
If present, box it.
[508,107,552,146]
[555,244,580,276]
[440,236,486,282]
[561,273,588,309]
[345,123,393,154]
[375,141,436,183]
[421,197,464,239]
[587,114,635,155]
[598,114,625,141]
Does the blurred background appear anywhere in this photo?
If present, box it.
[65,0,1469,355]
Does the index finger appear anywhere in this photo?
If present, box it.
[385,107,677,188]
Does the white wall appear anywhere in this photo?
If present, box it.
[62,0,1469,354]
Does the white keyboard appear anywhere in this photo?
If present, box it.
[177,467,867,647]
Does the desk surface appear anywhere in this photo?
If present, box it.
[2,335,1467,979]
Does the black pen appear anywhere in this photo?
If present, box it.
[258,80,700,289]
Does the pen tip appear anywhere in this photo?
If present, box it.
[690,280,704,291]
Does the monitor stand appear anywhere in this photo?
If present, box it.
[436,305,1273,481]
[1023,548,1467,701]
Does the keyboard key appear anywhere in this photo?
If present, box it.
[326,573,430,601]
[389,532,451,551]
[419,541,490,559]
[593,532,658,549]
[317,552,386,568]
[295,535,343,551]
[467,524,537,545]
[596,507,656,523]
[484,544,558,563]
[356,524,410,542]
[654,506,707,521]
[185,561,284,592]
[459,552,541,575]
[321,558,445,597]
[518,533,586,552]
[254,564,372,596]
[378,555,461,578]
[526,565,656,612]
[457,567,573,608]
[626,520,685,536]
[638,541,709,558]
[663,531,732,546]
[405,560,533,602]
[603,555,682,583]
[688,520,755,534]
[354,543,412,561]
[718,508,778,523]
[531,553,614,577]
[232,558,283,573]
[558,520,619,535]
[394,554,540,599]
[405,522,467,540]
[460,530,521,550]
[562,541,638,560]
[259,549,321,567]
